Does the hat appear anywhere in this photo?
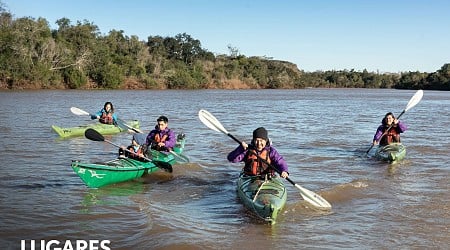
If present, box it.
[253,127,268,141]
[157,115,168,123]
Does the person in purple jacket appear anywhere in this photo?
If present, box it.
[145,115,176,152]
[227,127,289,179]
[372,112,407,147]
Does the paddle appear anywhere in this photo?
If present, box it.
[70,107,142,133]
[84,128,173,173]
[116,118,143,133]
[70,106,92,116]
[366,89,424,154]
[198,109,332,209]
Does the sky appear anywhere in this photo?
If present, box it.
[4,0,450,73]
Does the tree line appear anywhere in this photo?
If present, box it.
[0,4,449,90]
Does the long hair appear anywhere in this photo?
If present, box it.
[103,102,114,113]
[382,112,395,126]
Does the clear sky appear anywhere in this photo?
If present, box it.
[4,0,450,73]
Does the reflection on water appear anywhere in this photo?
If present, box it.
[0,89,449,249]
[80,182,146,210]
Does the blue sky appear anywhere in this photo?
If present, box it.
[4,0,450,73]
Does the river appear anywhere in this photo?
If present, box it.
[0,88,448,249]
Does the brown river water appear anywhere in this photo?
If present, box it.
[0,88,448,249]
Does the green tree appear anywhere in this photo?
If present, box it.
[147,35,167,58]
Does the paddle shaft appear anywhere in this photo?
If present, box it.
[227,133,242,145]
[117,118,143,133]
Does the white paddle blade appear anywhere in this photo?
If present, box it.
[295,184,332,209]
[404,89,423,112]
[70,107,90,116]
[198,109,229,134]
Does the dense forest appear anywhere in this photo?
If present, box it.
[0,3,449,90]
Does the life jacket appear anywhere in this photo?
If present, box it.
[99,112,114,125]
[154,133,168,143]
[244,148,274,176]
[151,131,172,151]
[126,145,146,161]
[380,126,401,145]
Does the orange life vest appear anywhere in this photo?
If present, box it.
[126,145,146,161]
[99,112,114,124]
[380,126,401,145]
[151,133,171,151]
[244,148,273,176]
[154,133,168,143]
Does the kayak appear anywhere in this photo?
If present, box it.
[71,133,187,188]
[71,158,161,188]
[375,143,406,163]
[236,173,287,224]
[52,120,140,138]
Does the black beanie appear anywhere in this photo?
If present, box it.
[253,127,268,141]
[157,115,168,123]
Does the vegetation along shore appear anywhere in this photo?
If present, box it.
[0,3,448,90]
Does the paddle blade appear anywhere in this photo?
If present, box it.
[404,89,423,112]
[198,109,229,134]
[85,128,105,142]
[71,107,90,116]
[153,160,173,173]
[295,184,332,209]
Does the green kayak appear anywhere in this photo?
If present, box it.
[236,173,287,224]
[72,133,187,188]
[52,120,140,138]
[375,143,406,163]
[71,158,161,188]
